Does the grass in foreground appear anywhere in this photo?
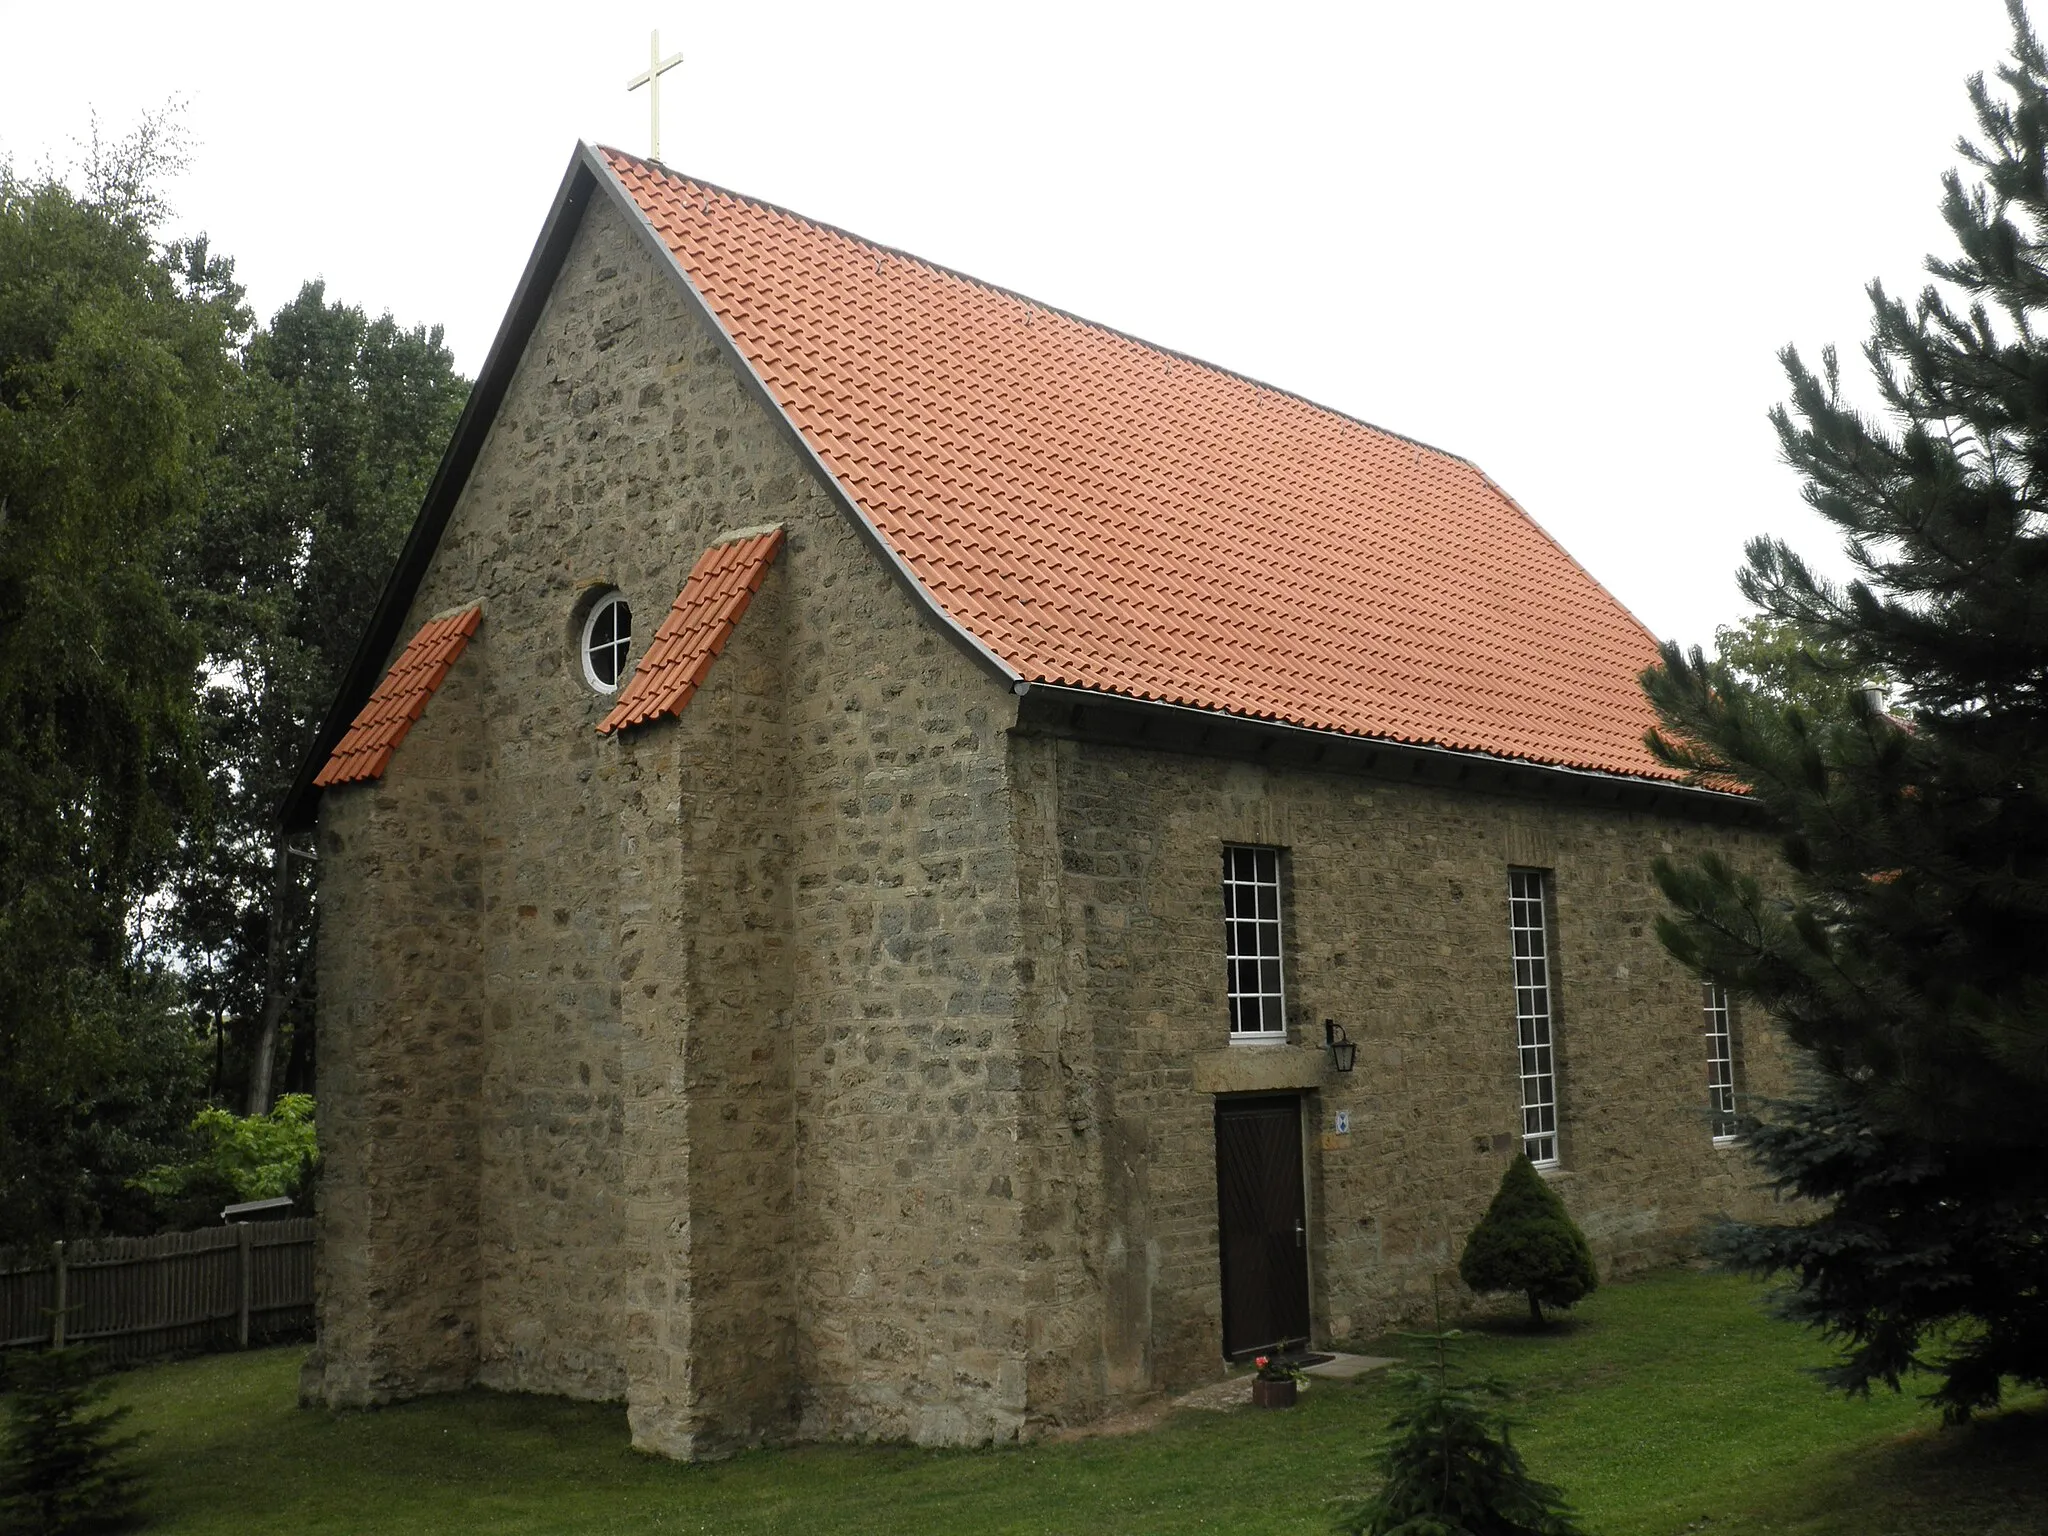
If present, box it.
[79,1270,2048,1534]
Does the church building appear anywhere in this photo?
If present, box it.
[283,143,1779,1458]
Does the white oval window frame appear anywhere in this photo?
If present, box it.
[579,591,632,694]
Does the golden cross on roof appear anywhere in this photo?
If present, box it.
[627,29,684,163]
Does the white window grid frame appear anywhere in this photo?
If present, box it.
[1703,982,1740,1144]
[1508,868,1560,1168]
[1223,845,1287,1041]
[580,591,633,694]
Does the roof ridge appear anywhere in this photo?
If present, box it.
[600,147,1478,471]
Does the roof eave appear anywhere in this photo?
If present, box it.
[279,146,604,834]
[1013,682,1760,824]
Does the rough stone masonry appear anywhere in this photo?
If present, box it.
[299,182,1787,1457]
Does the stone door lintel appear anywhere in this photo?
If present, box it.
[1191,1045,1329,1095]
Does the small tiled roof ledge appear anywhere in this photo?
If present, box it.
[312,603,482,788]
[598,527,785,734]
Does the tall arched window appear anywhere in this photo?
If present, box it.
[1703,983,1741,1144]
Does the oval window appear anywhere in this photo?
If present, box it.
[580,592,632,693]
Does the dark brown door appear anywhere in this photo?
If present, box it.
[1215,1094,1311,1358]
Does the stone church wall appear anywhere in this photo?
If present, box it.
[1018,734,1791,1416]
[308,190,1038,1451]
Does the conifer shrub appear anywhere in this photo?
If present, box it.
[0,1347,143,1534]
[1336,1310,1583,1536]
[1457,1155,1597,1326]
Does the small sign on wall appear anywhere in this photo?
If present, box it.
[1334,1110,1351,1135]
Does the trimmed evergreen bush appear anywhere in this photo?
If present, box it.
[1458,1155,1597,1326]
[0,1347,142,1534]
[1336,1313,1583,1536]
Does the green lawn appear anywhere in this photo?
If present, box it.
[83,1270,2048,1534]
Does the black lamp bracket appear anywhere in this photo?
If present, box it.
[1323,1018,1358,1073]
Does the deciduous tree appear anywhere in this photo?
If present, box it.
[0,114,230,1241]
[0,113,467,1239]
[165,282,466,1112]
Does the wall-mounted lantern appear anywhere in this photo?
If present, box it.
[1323,1019,1358,1073]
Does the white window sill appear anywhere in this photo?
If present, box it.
[1227,1033,1289,1048]
[1711,1135,1741,1149]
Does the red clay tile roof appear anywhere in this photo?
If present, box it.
[598,528,785,734]
[603,150,1677,783]
[313,606,481,787]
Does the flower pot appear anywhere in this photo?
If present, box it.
[1251,1376,1297,1409]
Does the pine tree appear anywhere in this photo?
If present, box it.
[1336,1307,1583,1536]
[1641,0,2048,1419]
[0,1348,143,1534]
[1457,1156,1598,1327]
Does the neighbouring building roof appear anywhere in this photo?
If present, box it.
[604,148,1677,784]
[599,527,785,735]
[313,605,481,787]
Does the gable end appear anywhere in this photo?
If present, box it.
[280,144,1019,833]
[280,153,600,831]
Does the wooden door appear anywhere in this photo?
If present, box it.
[1214,1094,1310,1358]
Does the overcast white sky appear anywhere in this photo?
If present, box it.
[0,1,2029,647]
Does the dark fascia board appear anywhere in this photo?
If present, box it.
[1013,682,1767,828]
[278,150,601,833]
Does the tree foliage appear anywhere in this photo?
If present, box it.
[0,113,227,1242]
[1705,1081,2048,1418]
[0,1348,142,1534]
[1336,1317,1582,1536]
[1710,613,1885,716]
[1457,1156,1598,1327]
[132,1092,318,1228]
[1642,1,2048,1418]
[165,281,466,1110]
[0,115,466,1241]
[134,1097,315,1212]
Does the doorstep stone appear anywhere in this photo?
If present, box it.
[1301,1352,1396,1380]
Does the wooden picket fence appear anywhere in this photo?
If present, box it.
[0,1219,313,1365]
